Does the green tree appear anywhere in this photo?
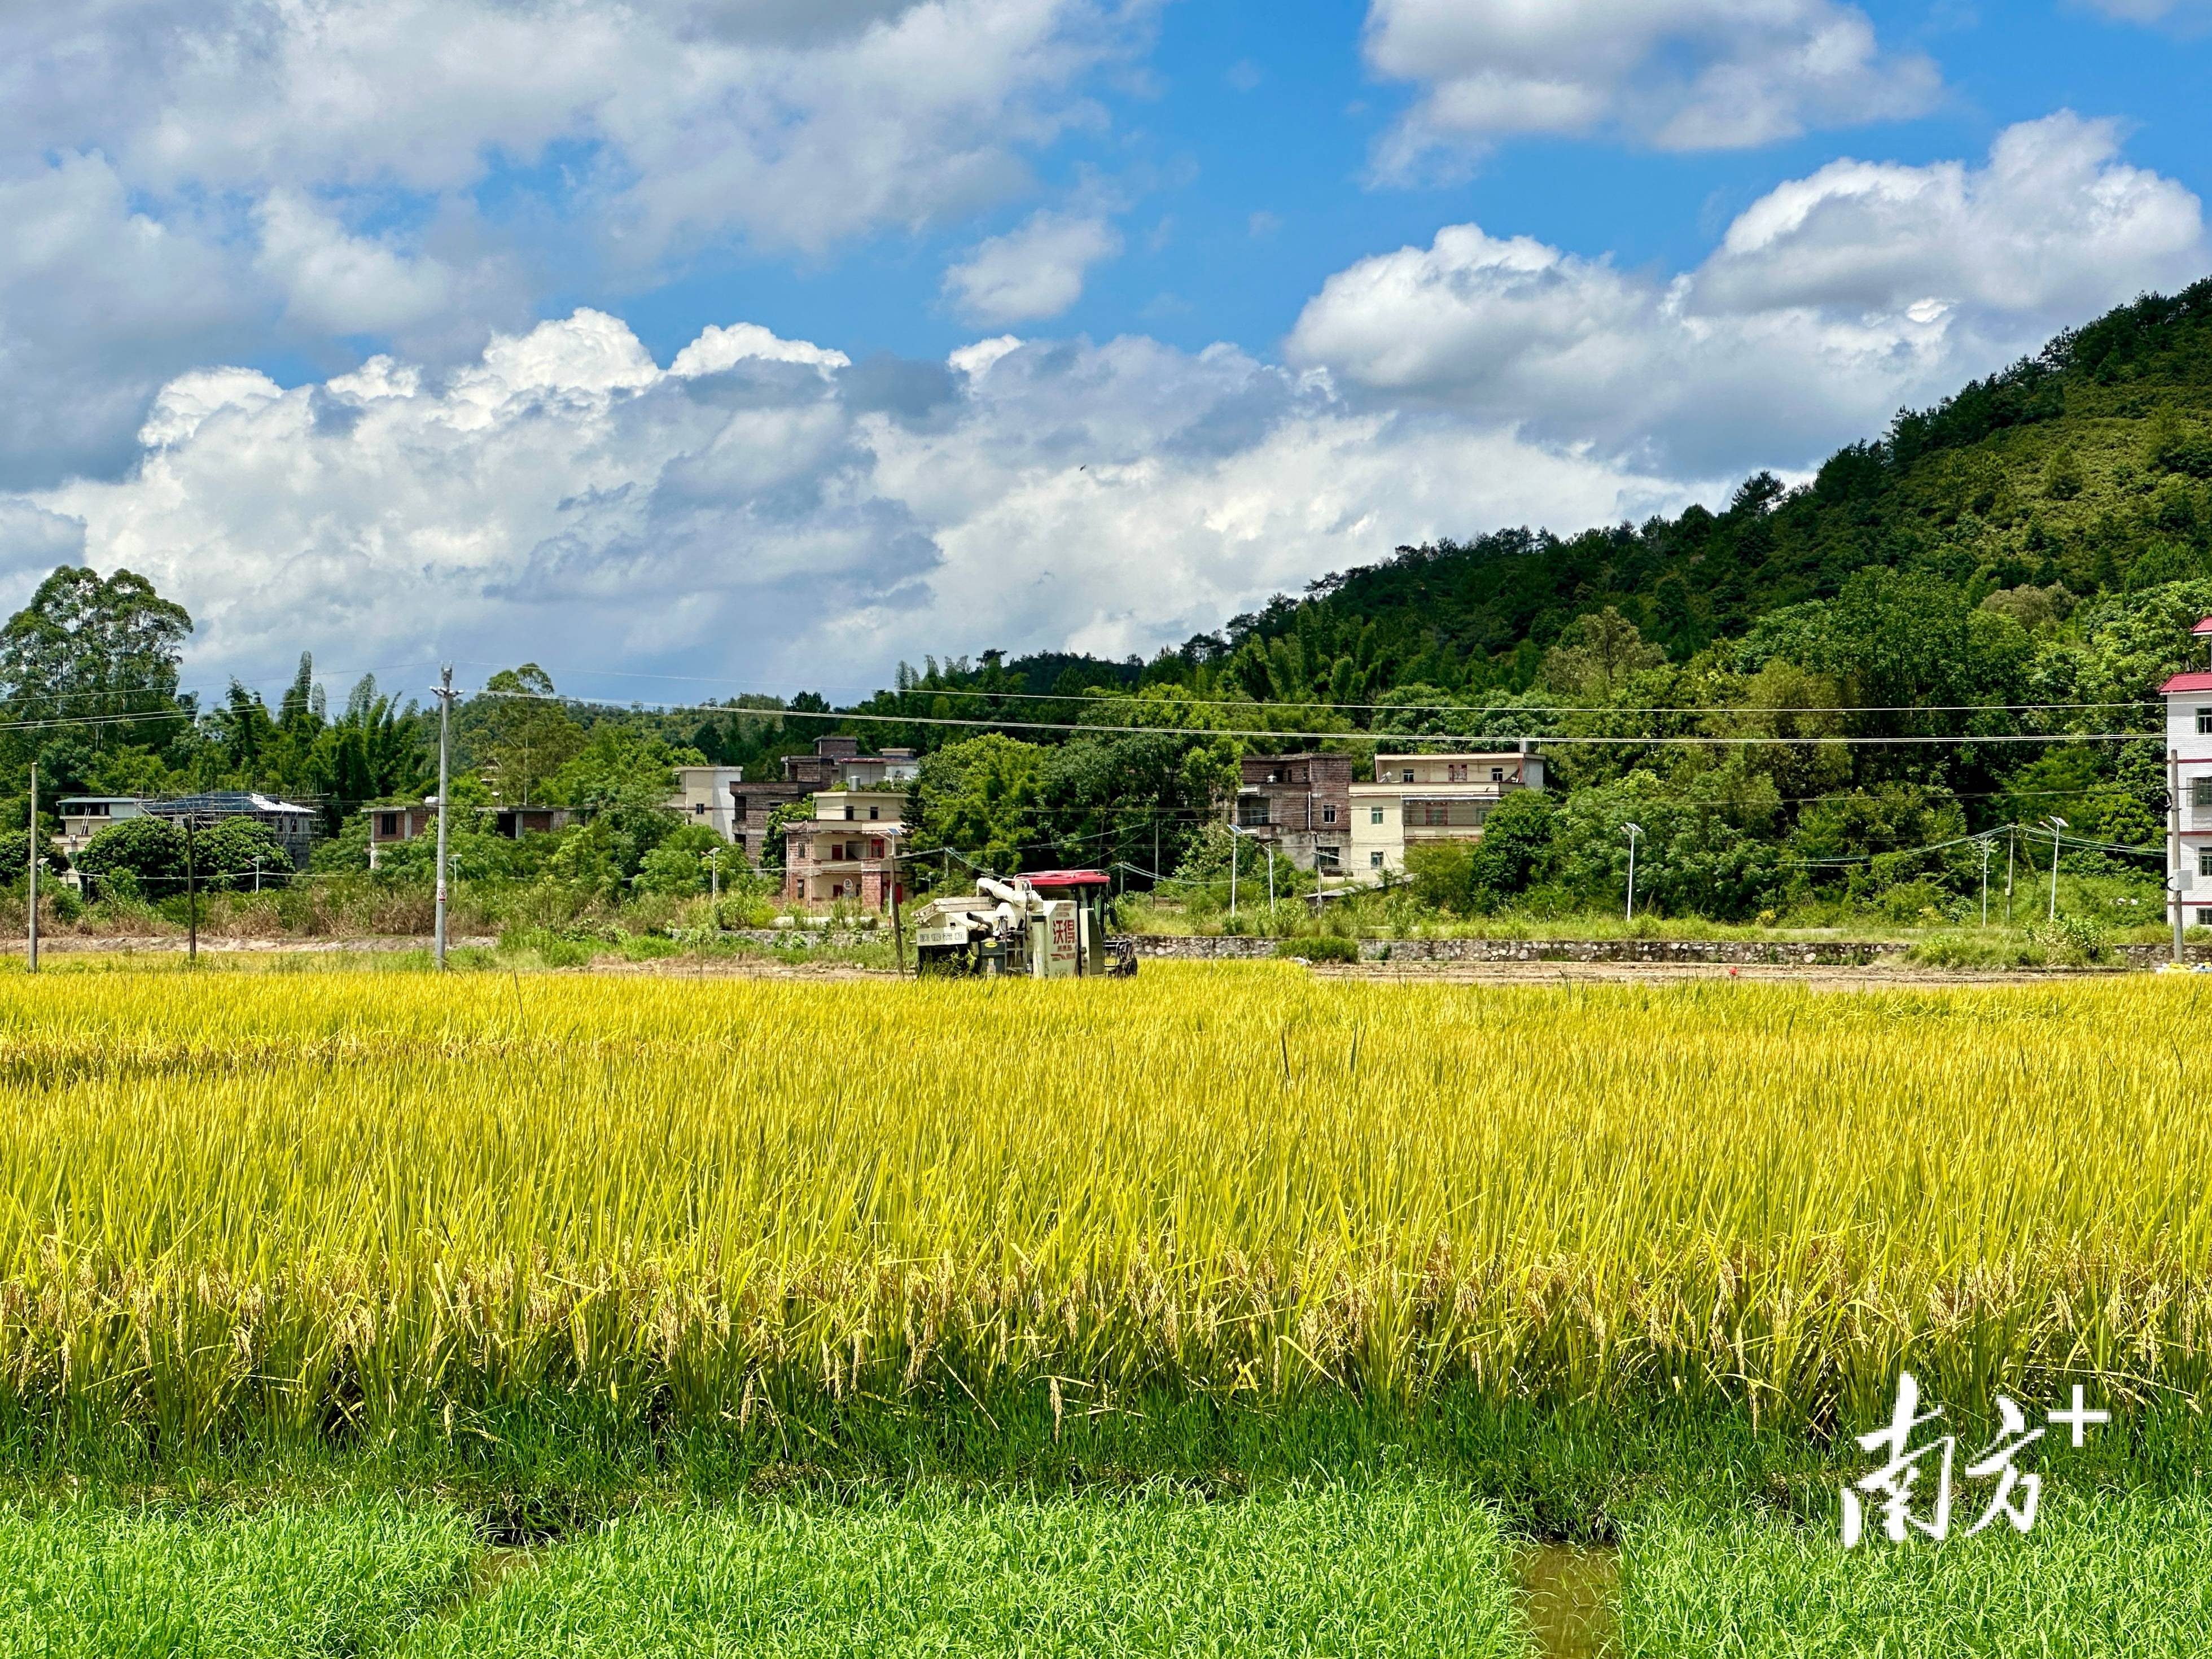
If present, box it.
[472,665,586,805]
[0,567,194,772]
[76,815,188,896]
[325,675,429,808]
[195,818,295,890]
[910,734,1044,876]
[546,726,694,878]
[636,824,739,896]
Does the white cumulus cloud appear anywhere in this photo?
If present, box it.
[1363,0,1940,177]
[1289,114,2208,474]
[0,0,1159,486]
[944,211,1125,324]
[18,313,1692,690]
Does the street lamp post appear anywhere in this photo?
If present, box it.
[2045,816,2068,923]
[1623,822,1643,923]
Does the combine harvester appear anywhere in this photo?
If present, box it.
[910,870,1137,978]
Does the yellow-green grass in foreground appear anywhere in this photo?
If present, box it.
[6,964,2211,1444]
[0,1496,476,1659]
[398,1483,1526,1659]
[1621,1491,2212,1657]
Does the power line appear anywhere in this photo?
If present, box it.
[449,656,2166,717]
[465,686,2163,748]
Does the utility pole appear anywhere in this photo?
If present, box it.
[185,814,198,964]
[710,846,720,904]
[2173,745,2187,965]
[1229,825,1238,921]
[25,765,37,973]
[2045,816,2068,923]
[1978,836,1992,928]
[2005,826,2016,926]
[433,666,454,970]
[1623,822,1643,923]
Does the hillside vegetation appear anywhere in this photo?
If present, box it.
[843,279,2212,922]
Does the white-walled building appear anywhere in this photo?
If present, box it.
[2163,617,2212,928]
[1347,747,1547,877]
[668,765,748,842]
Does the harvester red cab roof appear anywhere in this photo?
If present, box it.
[1022,870,1111,888]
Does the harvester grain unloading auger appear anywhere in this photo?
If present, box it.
[910,869,1138,978]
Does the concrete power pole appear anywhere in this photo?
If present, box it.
[24,765,36,973]
[433,665,454,969]
[2174,744,2187,965]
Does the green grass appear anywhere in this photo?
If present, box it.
[0,1495,476,1658]
[393,1483,1526,1659]
[1622,1490,2212,1657]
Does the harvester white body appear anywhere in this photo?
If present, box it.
[910,873,1135,977]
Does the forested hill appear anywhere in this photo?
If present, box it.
[899,277,2212,709]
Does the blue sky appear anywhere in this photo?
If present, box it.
[2,0,2209,698]
[601,0,2212,369]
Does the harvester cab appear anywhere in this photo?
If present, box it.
[911,869,1137,978]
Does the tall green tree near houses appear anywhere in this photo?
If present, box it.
[472,664,586,805]
[0,566,193,786]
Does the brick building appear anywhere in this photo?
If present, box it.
[782,786,907,909]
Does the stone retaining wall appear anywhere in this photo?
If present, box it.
[1129,935,2212,969]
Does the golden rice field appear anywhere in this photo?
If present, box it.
[6,961,2210,1446]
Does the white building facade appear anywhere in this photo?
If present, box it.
[1346,748,1547,877]
[2163,618,2212,929]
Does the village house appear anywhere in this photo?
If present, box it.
[55,796,149,870]
[61,791,317,880]
[1233,753,1355,873]
[668,765,747,841]
[144,791,322,870]
[728,737,919,866]
[2163,617,2212,929]
[782,786,907,909]
[1348,746,1547,877]
[365,800,575,868]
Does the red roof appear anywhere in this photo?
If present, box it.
[2193,618,2212,636]
[1023,870,1111,887]
[2162,672,2212,693]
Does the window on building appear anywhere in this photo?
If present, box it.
[869,805,880,820]
[2197,847,2212,878]
[844,804,855,820]
[1322,805,1337,825]
[693,802,705,814]
[1370,851,1385,868]
[1491,768,1505,782]
[1447,763,1467,782]
[377,813,398,837]
[1238,798,1270,828]
[2195,780,2212,810]
[2200,907,2212,927]
[2199,709,2212,735]
[1369,807,1385,825]
[1401,769,1414,783]
[1316,847,1340,870]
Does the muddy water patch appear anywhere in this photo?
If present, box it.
[1519,1542,1619,1658]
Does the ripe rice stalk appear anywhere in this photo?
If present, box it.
[0,965,2204,1445]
